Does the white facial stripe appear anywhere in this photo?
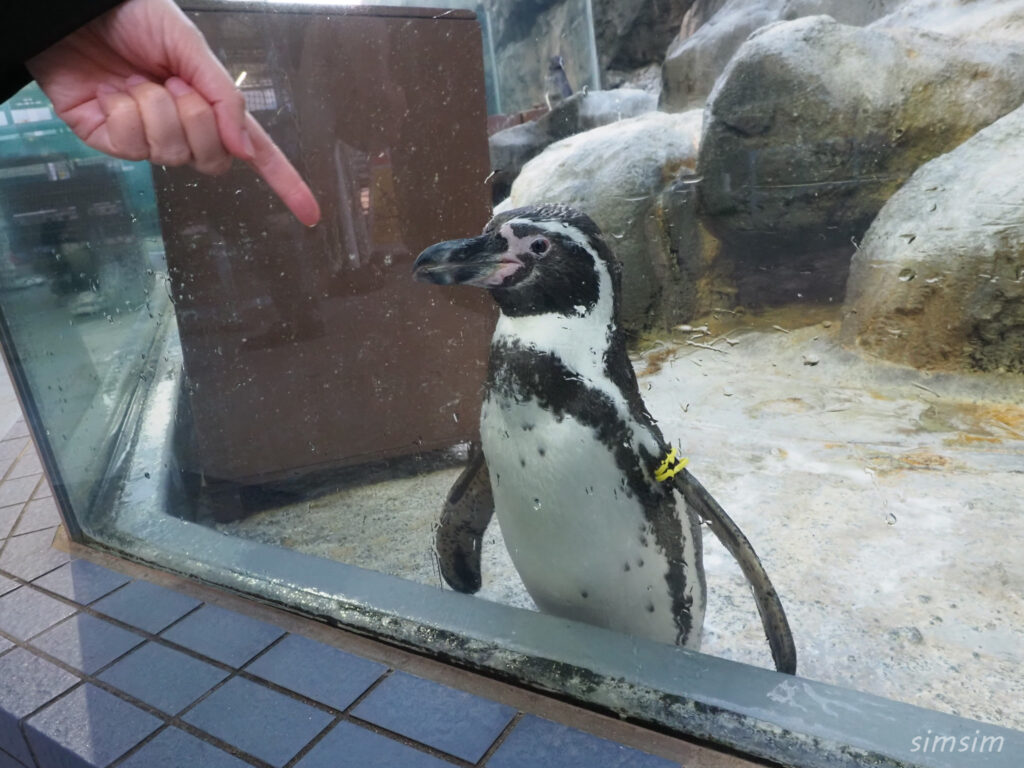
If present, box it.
[498,221,539,255]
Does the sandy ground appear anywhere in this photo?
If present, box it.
[215,309,1024,732]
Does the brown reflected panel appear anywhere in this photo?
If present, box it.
[154,6,495,486]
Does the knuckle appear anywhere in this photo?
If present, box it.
[199,156,233,176]
[179,98,212,125]
[155,147,192,167]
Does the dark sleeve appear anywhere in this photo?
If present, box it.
[1,1,126,102]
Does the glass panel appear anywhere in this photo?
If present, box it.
[1,1,1022,764]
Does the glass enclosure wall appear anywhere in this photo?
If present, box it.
[1,1,1022,765]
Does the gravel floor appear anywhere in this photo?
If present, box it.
[216,310,1024,732]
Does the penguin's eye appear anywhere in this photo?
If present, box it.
[530,238,549,255]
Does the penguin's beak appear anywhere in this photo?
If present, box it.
[413,235,524,288]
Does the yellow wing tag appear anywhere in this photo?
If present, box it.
[655,447,689,482]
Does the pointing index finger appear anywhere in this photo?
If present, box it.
[243,113,321,227]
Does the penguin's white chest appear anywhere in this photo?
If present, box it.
[480,394,693,646]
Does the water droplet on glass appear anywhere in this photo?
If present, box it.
[898,268,915,282]
[885,511,897,526]
[532,498,542,511]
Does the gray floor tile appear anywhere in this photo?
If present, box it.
[33,561,131,606]
[0,648,79,766]
[487,715,678,768]
[6,453,41,481]
[0,438,28,462]
[99,642,229,716]
[1,423,28,442]
[118,727,256,768]
[30,613,145,674]
[0,528,72,580]
[0,476,39,510]
[0,637,11,656]
[10,497,60,536]
[25,683,161,768]
[0,576,16,598]
[295,721,454,768]
[0,458,15,486]
[160,604,284,667]
[0,506,21,540]
[0,586,76,640]
[351,671,515,763]
[182,677,332,767]
[91,580,201,634]
[244,634,386,712]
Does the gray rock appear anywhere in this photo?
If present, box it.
[499,110,705,330]
[661,0,902,111]
[591,0,693,72]
[604,63,664,97]
[489,89,657,193]
[841,104,1024,373]
[696,15,1024,304]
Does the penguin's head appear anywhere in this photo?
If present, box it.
[413,204,620,319]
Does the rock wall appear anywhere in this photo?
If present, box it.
[660,0,1024,112]
[660,0,903,111]
[695,15,1024,306]
[841,105,1024,372]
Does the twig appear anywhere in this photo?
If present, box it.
[912,382,940,397]
[772,325,791,334]
[686,340,727,353]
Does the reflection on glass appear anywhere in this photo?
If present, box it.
[0,0,1021,756]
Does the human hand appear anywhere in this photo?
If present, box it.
[25,0,321,226]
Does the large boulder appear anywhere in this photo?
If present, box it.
[841,104,1024,373]
[499,110,705,330]
[695,15,1024,304]
[660,0,902,111]
[489,89,657,199]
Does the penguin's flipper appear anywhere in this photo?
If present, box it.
[674,470,798,675]
[435,443,495,594]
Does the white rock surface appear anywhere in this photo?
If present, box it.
[501,109,704,329]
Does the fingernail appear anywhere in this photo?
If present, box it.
[241,127,256,160]
[165,77,194,98]
[125,74,150,88]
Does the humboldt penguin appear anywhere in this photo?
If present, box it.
[414,204,795,673]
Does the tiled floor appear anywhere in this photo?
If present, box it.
[0,420,764,768]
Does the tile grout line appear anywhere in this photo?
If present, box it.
[12,638,275,768]
[474,711,523,766]
[0,435,45,556]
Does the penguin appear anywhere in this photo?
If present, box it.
[544,54,573,110]
[414,204,796,673]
